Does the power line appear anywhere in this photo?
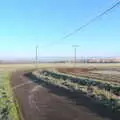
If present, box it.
[41,0,120,48]
[62,0,120,40]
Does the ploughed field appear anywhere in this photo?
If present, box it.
[31,68,120,120]
[57,67,120,83]
[33,68,120,112]
[12,66,120,120]
[12,71,111,120]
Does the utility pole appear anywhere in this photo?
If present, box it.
[72,45,79,66]
[35,45,39,68]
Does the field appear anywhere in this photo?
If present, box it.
[57,67,120,83]
[33,67,120,111]
[0,63,120,120]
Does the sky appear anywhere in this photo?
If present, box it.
[0,0,120,60]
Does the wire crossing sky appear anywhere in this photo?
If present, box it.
[0,0,120,59]
[43,0,120,48]
[62,0,120,40]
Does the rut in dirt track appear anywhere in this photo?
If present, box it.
[11,71,116,120]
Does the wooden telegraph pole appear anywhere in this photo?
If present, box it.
[35,45,39,68]
[72,45,79,67]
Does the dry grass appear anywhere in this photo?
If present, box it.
[0,63,120,72]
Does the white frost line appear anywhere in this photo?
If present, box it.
[28,85,45,113]
[28,85,42,108]
[28,85,42,107]
[13,81,36,90]
[28,95,35,108]
[31,85,42,93]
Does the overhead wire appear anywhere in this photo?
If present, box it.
[40,0,120,48]
[62,0,120,40]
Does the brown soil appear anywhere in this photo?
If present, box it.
[57,68,120,83]
[11,71,119,120]
[57,68,95,75]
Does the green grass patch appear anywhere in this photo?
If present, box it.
[0,72,20,120]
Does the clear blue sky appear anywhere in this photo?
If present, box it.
[0,0,120,60]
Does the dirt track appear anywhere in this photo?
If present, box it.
[11,71,114,120]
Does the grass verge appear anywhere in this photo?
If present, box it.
[0,72,20,120]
